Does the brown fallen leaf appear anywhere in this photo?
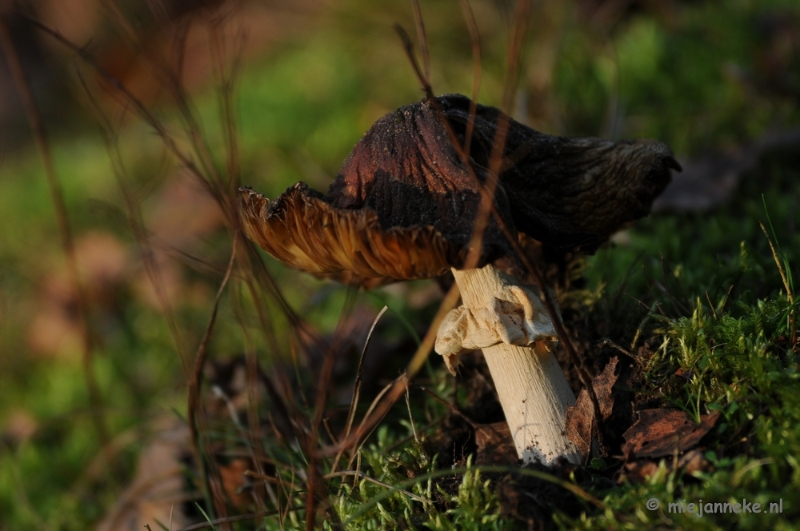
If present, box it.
[564,397,594,458]
[593,357,618,420]
[565,357,619,457]
[621,449,710,483]
[475,422,518,466]
[622,409,720,460]
[218,458,259,511]
[621,459,660,483]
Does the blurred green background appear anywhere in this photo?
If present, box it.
[1,0,799,529]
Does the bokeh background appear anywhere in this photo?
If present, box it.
[1,0,799,529]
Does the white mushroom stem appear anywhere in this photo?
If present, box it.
[435,264,582,465]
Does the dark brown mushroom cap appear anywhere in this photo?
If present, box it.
[439,94,681,251]
[239,94,680,285]
[326,96,518,266]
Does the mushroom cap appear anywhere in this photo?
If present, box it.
[239,183,455,287]
[441,95,681,250]
[239,94,680,286]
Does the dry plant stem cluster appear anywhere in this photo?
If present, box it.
[17,7,309,528]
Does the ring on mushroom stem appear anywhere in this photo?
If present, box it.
[239,94,681,465]
[439,264,582,465]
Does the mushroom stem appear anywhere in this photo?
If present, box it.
[451,264,582,465]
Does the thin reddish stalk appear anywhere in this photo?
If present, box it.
[188,233,238,466]
[501,0,531,112]
[243,344,268,513]
[459,0,482,152]
[187,233,237,529]
[321,285,461,457]
[332,306,389,474]
[208,13,243,198]
[104,138,192,376]
[411,0,430,84]
[98,3,222,186]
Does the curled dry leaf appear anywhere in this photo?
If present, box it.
[564,356,619,457]
[218,458,259,511]
[623,409,720,460]
[564,398,594,459]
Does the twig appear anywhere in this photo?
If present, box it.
[411,0,430,85]
[459,0,482,152]
[332,306,389,474]
[187,233,238,524]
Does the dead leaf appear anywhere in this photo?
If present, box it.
[593,357,618,420]
[565,357,619,456]
[564,397,594,458]
[621,449,710,483]
[622,409,720,460]
[219,458,255,511]
[475,422,518,466]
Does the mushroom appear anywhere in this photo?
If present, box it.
[239,94,681,465]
